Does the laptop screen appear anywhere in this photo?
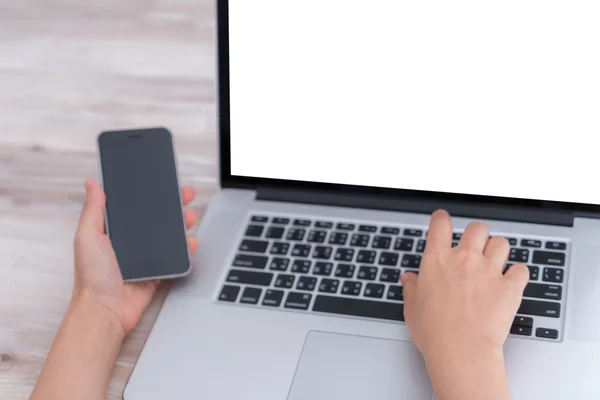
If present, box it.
[227,0,600,205]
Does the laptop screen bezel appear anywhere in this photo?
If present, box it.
[217,0,600,215]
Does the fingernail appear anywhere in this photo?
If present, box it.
[400,274,407,284]
[84,180,92,192]
[433,209,449,218]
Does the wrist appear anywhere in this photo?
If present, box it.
[423,334,503,365]
[424,340,509,400]
[68,289,125,345]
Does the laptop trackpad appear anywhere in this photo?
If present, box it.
[288,331,432,400]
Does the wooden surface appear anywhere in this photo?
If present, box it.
[0,1,217,398]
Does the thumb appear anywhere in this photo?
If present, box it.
[400,272,418,310]
[78,179,107,234]
[504,263,529,296]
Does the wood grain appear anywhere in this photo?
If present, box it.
[0,1,217,398]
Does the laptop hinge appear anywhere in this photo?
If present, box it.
[256,189,575,227]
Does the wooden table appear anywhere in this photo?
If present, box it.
[0,1,217,398]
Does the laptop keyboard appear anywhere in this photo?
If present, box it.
[217,214,570,342]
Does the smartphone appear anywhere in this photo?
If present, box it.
[97,127,190,282]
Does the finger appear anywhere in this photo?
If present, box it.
[140,280,161,292]
[400,272,418,319]
[127,280,161,309]
[504,262,529,295]
[424,210,453,254]
[483,236,510,271]
[457,222,489,253]
[181,187,196,206]
[187,236,199,254]
[184,209,198,230]
[78,179,107,234]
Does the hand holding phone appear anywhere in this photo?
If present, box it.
[97,127,191,281]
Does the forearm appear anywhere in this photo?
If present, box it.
[31,292,124,400]
[425,344,511,400]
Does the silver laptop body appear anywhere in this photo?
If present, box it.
[125,1,600,399]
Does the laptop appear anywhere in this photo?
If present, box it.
[125,1,600,399]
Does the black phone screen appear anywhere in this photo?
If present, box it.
[98,128,189,281]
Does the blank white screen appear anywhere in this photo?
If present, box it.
[229,0,600,204]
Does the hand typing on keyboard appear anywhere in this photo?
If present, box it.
[401,210,529,400]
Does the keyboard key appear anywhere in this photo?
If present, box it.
[270,242,290,255]
[509,248,529,263]
[262,289,284,307]
[335,263,356,278]
[245,225,264,237]
[359,225,377,233]
[271,217,290,225]
[380,268,401,283]
[381,227,400,235]
[357,250,376,264]
[536,328,559,339]
[286,228,306,241]
[543,267,564,283]
[319,279,340,293]
[379,252,399,267]
[334,248,355,262]
[528,265,540,280]
[313,246,333,260]
[233,254,268,269]
[341,281,362,296]
[401,254,422,268]
[337,223,355,231]
[510,325,532,336]
[297,276,318,291]
[218,285,240,302]
[313,295,404,322]
[294,219,312,227]
[506,237,517,246]
[291,244,312,257]
[315,221,334,229]
[452,242,459,248]
[416,240,426,253]
[350,234,370,247]
[307,230,327,243]
[364,283,385,298]
[453,232,463,241]
[521,239,542,248]
[291,260,312,274]
[274,274,295,288]
[403,228,423,237]
[240,287,262,304]
[546,241,567,251]
[395,238,414,251]
[513,316,534,328]
[313,262,334,276]
[387,285,403,301]
[265,226,285,239]
[523,283,562,300]
[226,270,273,286]
[269,257,290,271]
[533,251,566,267]
[504,264,539,281]
[239,239,269,253]
[251,215,268,223]
[329,232,349,245]
[518,299,561,318]
[285,292,312,310]
[372,235,392,249]
[358,266,378,281]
